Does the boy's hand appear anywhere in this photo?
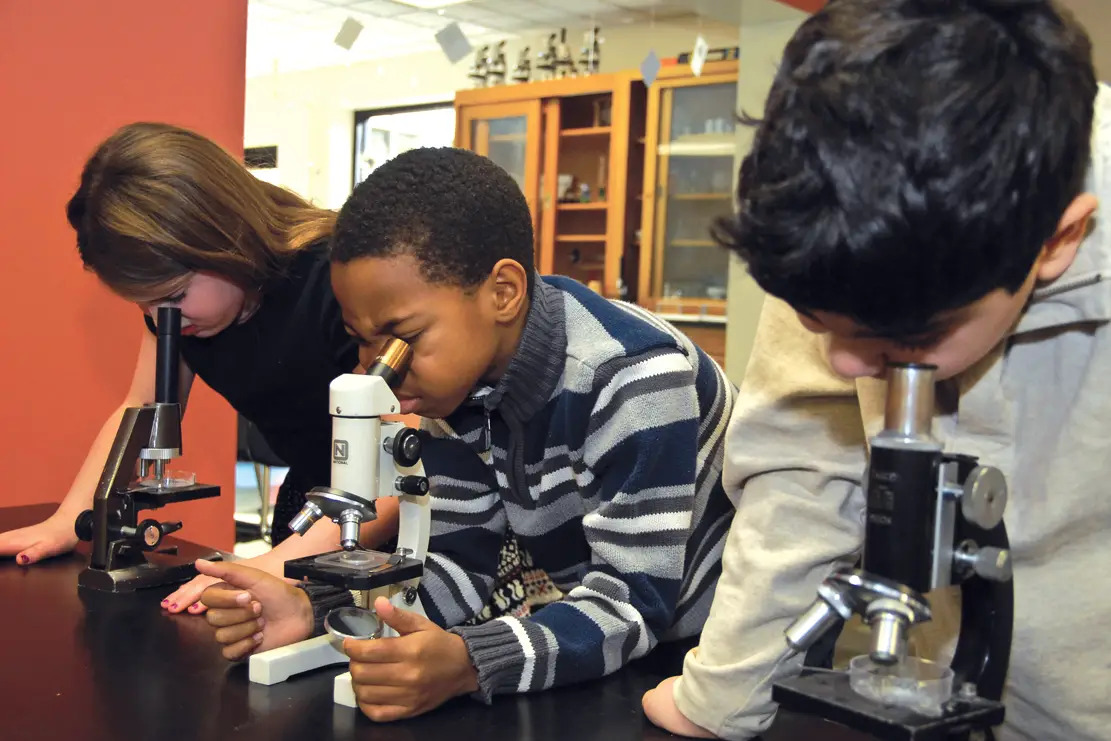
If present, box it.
[642,676,716,738]
[195,559,314,660]
[163,552,283,615]
[0,515,80,565]
[344,596,479,721]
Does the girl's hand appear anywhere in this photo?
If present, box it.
[0,515,80,565]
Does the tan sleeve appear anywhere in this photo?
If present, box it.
[673,296,870,739]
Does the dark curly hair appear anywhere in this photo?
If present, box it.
[331,147,534,296]
[716,0,1097,340]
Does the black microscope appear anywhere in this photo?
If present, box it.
[773,363,1013,740]
[75,306,221,593]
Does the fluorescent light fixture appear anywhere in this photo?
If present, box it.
[392,0,471,9]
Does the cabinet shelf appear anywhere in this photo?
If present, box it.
[558,202,608,211]
[653,297,728,313]
[556,234,607,242]
[561,126,611,138]
[489,133,527,143]
[658,132,735,157]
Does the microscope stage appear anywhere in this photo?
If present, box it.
[774,671,1005,740]
[130,483,221,508]
[284,551,423,590]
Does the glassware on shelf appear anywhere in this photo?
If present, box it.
[649,81,737,303]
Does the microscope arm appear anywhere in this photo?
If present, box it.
[88,408,156,569]
[950,521,1013,702]
[329,448,432,710]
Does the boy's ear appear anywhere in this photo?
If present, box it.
[1037,192,1098,283]
[488,259,529,323]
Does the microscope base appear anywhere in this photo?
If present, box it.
[77,541,224,594]
[773,671,1004,741]
[249,634,348,686]
[334,671,357,707]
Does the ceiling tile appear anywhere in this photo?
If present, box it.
[256,0,331,12]
[342,0,413,16]
[394,11,453,28]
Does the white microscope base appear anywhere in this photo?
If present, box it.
[334,671,358,707]
[248,634,347,686]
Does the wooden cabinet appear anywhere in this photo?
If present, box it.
[638,60,737,319]
[674,321,727,368]
[635,60,738,370]
[456,100,543,253]
[455,74,646,299]
[455,63,739,369]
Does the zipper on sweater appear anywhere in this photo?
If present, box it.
[482,407,492,453]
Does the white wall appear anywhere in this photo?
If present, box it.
[1059,0,1111,80]
[723,2,808,385]
[245,20,738,209]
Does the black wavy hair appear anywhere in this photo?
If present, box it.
[330,147,534,295]
[716,0,1097,339]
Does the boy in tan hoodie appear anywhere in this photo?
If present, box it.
[643,1,1110,739]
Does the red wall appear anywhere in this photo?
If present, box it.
[0,1,247,549]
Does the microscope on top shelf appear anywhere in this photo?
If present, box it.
[249,338,431,708]
[773,363,1014,740]
[75,306,221,594]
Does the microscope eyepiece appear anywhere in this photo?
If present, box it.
[155,306,182,405]
[365,338,413,389]
[882,363,936,441]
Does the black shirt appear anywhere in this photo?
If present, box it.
[144,244,356,490]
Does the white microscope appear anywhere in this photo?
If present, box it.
[248,338,431,708]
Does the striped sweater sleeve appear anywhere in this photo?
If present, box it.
[450,348,704,702]
[415,427,508,629]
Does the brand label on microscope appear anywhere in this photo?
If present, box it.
[334,440,349,464]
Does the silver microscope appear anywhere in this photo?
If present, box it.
[249,338,431,708]
[774,363,1014,740]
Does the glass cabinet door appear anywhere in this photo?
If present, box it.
[459,100,542,249]
[647,81,736,306]
[470,115,529,192]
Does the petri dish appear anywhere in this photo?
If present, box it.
[848,654,954,717]
[136,470,196,490]
[314,549,392,570]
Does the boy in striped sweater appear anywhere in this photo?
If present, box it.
[198,147,735,721]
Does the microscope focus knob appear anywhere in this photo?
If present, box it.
[395,475,429,496]
[75,510,95,542]
[961,465,1008,530]
[954,542,1013,582]
[125,519,181,551]
[387,428,423,468]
